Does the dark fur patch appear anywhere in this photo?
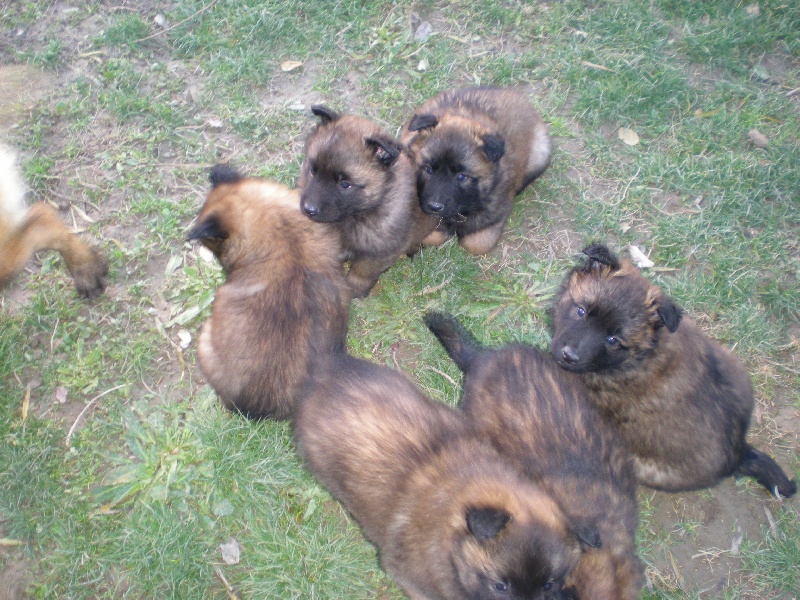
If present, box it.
[311,104,340,123]
[209,164,242,187]
[186,213,227,242]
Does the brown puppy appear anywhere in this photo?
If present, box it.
[298,106,437,298]
[402,87,551,255]
[551,244,796,497]
[425,313,643,600]
[296,353,601,600]
[188,165,350,420]
[0,145,107,298]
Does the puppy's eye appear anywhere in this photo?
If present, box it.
[576,306,586,317]
[423,164,433,175]
[493,582,508,592]
[339,181,352,190]
[606,336,618,346]
[309,165,317,176]
[544,581,552,591]
[456,173,470,183]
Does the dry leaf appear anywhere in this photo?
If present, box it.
[745,3,760,17]
[618,127,640,146]
[177,329,192,349]
[53,386,69,404]
[730,527,744,556]
[205,118,224,132]
[219,538,241,565]
[197,245,215,263]
[629,245,654,269]
[417,58,429,72]
[154,14,168,28]
[22,384,30,421]
[280,60,303,72]
[414,21,433,42]
[748,129,769,149]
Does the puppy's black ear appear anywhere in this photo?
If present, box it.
[581,244,620,271]
[187,213,228,243]
[311,105,340,123]
[656,296,683,333]
[408,113,438,132]
[365,136,401,167]
[209,164,242,187]
[481,134,505,162]
[466,507,510,540]
[570,520,602,549]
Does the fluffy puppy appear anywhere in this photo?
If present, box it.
[551,244,796,497]
[298,106,437,298]
[425,313,643,600]
[0,145,107,298]
[188,165,350,420]
[295,353,602,600]
[402,87,551,255]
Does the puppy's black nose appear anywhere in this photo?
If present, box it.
[561,347,579,363]
[426,201,444,213]
[301,199,319,217]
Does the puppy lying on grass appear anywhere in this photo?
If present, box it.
[426,312,643,600]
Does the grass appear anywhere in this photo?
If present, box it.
[1,0,798,598]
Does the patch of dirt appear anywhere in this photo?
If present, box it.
[0,558,31,600]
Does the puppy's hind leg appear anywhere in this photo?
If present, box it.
[734,445,796,498]
[0,203,108,298]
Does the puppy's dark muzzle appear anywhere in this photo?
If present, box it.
[300,198,320,217]
[424,200,445,214]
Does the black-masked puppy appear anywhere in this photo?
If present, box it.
[296,354,599,600]
[0,145,107,298]
[187,165,350,420]
[425,313,643,600]
[402,87,551,255]
[551,244,796,497]
[298,106,437,298]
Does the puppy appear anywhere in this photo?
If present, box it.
[425,313,643,600]
[0,145,107,298]
[298,106,437,298]
[551,244,796,497]
[295,353,601,600]
[402,87,551,255]
[188,165,350,420]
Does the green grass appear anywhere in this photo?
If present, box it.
[1,0,798,597]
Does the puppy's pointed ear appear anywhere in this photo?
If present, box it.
[656,295,683,332]
[466,507,510,540]
[209,164,242,187]
[481,134,505,162]
[187,213,228,243]
[570,519,602,549]
[311,105,340,123]
[365,136,401,167]
[408,113,438,132]
[581,244,620,272]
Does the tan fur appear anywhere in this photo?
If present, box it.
[0,145,107,298]
[190,171,350,420]
[298,110,437,298]
[551,245,796,497]
[402,87,551,255]
[296,355,587,599]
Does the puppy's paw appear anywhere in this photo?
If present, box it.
[71,246,109,299]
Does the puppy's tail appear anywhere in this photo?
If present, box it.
[423,312,483,372]
[734,445,796,498]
